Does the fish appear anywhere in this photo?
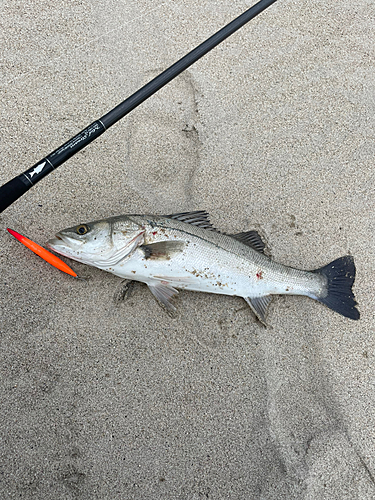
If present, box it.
[46,211,359,324]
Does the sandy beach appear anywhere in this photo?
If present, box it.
[1,0,374,498]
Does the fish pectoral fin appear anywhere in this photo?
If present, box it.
[141,241,185,260]
[229,231,268,254]
[244,296,272,326]
[147,282,179,315]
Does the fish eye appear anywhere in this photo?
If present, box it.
[76,224,89,235]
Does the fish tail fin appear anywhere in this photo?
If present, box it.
[312,256,359,320]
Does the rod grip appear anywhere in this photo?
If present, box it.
[0,176,31,213]
[0,120,106,213]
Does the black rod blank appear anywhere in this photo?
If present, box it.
[0,0,278,213]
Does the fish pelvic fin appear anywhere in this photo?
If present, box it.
[312,255,359,320]
[147,281,179,316]
[244,296,272,326]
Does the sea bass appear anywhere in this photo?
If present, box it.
[47,211,359,323]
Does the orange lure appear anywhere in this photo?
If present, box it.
[7,228,77,278]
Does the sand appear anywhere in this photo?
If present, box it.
[1,0,374,498]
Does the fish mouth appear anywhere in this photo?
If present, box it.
[45,237,61,250]
[46,232,81,253]
[48,234,63,245]
[48,232,79,244]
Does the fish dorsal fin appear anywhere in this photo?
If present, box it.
[165,211,215,230]
[141,241,185,260]
[229,231,266,254]
[244,296,272,325]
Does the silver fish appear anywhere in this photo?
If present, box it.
[47,211,359,323]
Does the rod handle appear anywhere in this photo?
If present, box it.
[0,120,106,213]
[0,176,32,213]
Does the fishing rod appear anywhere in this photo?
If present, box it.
[0,0,278,213]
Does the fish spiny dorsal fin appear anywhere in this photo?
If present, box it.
[229,231,266,254]
[165,211,215,230]
[244,296,272,326]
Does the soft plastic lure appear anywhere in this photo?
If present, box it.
[7,228,77,278]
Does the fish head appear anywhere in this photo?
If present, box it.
[47,216,145,269]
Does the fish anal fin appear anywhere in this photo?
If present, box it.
[230,231,267,254]
[148,282,179,316]
[244,296,272,325]
[141,241,185,260]
[165,211,215,230]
